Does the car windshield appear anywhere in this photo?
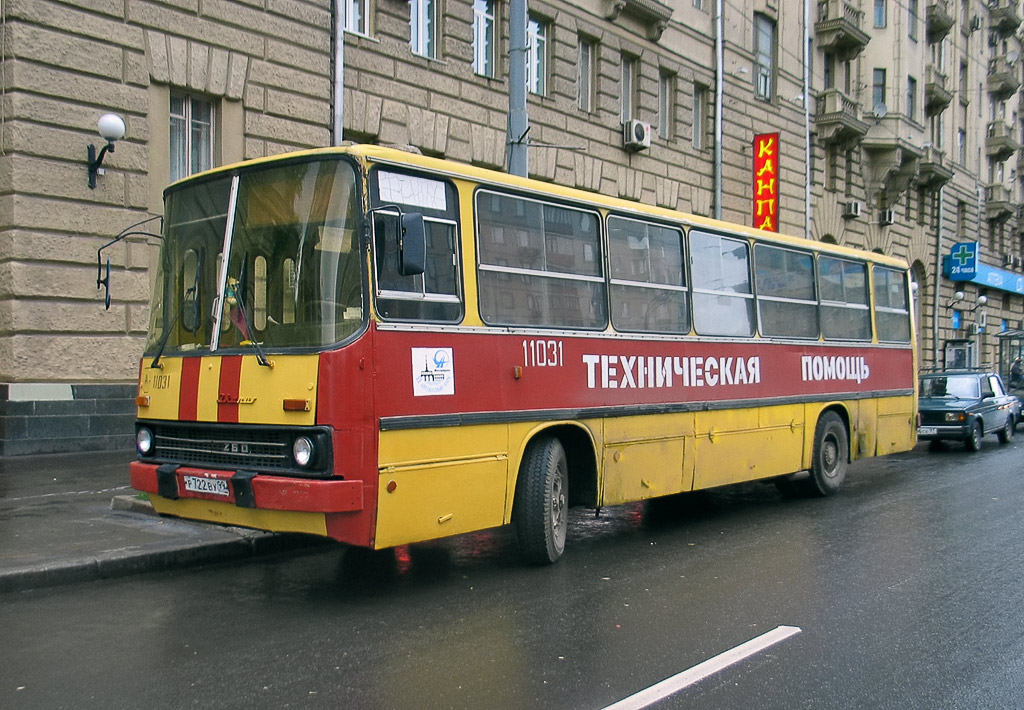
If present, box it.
[920,375,981,399]
[145,157,364,356]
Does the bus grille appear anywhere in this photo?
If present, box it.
[143,422,331,475]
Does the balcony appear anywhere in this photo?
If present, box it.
[926,0,955,43]
[986,119,1020,161]
[925,65,953,115]
[603,0,674,40]
[989,0,1022,37]
[1016,205,1024,236]
[862,116,924,202]
[814,88,870,144]
[815,0,871,60]
[918,145,954,187]
[987,55,1022,99]
[985,183,1015,222]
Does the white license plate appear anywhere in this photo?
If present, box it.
[917,427,938,436]
[183,475,230,497]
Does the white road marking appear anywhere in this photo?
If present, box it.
[601,625,802,710]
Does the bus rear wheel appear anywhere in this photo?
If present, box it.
[803,411,848,497]
[514,436,568,565]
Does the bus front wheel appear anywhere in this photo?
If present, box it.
[804,411,848,497]
[514,436,568,565]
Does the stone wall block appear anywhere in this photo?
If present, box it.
[11,24,123,79]
[208,48,230,96]
[470,124,505,169]
[344,90,383,139]
[226,52,249,100]
[655,177,680,210]
[189,42,211,93]
[573,153,604,192]
[145,30,170,84]
[167,35,189,86]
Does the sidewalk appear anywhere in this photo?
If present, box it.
[0,451,320,593]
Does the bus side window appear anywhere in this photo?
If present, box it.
[607,216,688,334]
[873,266,911,342]
[690,231,755,337]
[754,243,818,338]
[819,256,871,340]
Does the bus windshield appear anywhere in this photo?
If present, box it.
[145,158,364,356]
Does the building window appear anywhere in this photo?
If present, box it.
[170,93,213,184]
[620,55,637,123]
[472,0,496,77]
[344,0,370,35]
[907,76,917,121]
[908,0,918,40]
[659,72,674,139]
[578,39,595,112]
[931,112,944,149]
[823,53,835,89]
[692,83,707,150]
[872,68,887,111]
[527,16,547,95]
[410,0,436,59]
[874,0,886,27]
[754,14,775,101]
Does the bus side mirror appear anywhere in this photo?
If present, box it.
[399,212,425,276]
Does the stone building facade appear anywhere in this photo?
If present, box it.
[0,0,1021,454]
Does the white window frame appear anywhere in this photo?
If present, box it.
[578,38,595,112]
[527,17,547,95]
[410,0,436,59]
[658,72,674,140]
[620,54,637,123]
[472,0,496,77]
[170,92,214,184]
[344,0,370,36]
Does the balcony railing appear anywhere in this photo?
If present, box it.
[988,55,1021,98]
[814,88,870,144]
[989,0,1022,37]
[926,0,955,43]
[925,64,953,114]
[815,0,870,59]
[986,120,1020,161]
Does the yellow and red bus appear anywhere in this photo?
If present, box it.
[129,144,917,564]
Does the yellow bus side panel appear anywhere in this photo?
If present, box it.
[238,354,319,426]
[693,404,805,489]
[376,426,509,548]
[139,358,183,420]
[149,495,329,536]
[196,356,222,421]
[875,395,916,455]
[602,414,689,506]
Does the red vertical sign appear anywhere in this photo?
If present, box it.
[753,133,779,232]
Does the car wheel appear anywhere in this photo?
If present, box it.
[965,420,983,452]
[997,417,1014,444]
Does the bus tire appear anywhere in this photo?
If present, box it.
[803,411,848,497]
[514,436,568,565]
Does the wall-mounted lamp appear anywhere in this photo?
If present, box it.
[945,290,988,311]
[87,114,126,189]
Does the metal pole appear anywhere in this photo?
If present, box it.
[713,0,723,219]
[508,0,529,176]
[332,0,345,145]
[803,0,811,239]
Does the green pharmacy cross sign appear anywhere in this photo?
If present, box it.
[947,242,978,280]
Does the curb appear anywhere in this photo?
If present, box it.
[0,498,329,594]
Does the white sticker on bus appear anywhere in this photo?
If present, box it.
[412,347,455,396]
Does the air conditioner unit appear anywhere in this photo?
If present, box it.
[623,119,652,152]
[842,201,862,218]
[879,208,895,226]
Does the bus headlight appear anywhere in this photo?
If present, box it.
[137,427,154,456]
[293,436,315,468]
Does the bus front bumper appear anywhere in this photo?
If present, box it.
[129,461,364,514]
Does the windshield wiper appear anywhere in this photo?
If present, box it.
[227,257,272,368]
[150,284,197,370]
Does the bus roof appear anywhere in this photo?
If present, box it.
[170,143,910,271]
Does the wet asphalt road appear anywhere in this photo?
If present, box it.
[4,438,1024,709]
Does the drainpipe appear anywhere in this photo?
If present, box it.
[803,0,811,239]
[932,185,945,368]
[508,0,529,176]
[713,0,723,219]
[332,0,345,145]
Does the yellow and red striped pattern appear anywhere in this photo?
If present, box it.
[137,354,320,426]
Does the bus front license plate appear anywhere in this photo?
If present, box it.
[917,427,938,436]
[183,475,230,497]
